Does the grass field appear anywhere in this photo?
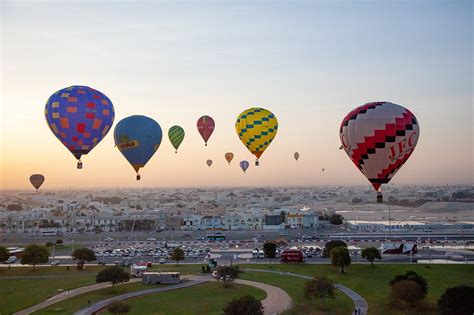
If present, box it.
[0,264,201,314]
[239,264,474,314]
[34,282,167,315]
[110,282,266,315]
[3,263,473,315]
[240,271,353,315]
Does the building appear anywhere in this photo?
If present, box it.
[263,215,285,230]
[346,220,426,232]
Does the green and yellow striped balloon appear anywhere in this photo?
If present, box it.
[168,125,185,153]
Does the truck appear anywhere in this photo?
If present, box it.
[142,272,180,284]
[280,249,305,263]
[381,243,417,255]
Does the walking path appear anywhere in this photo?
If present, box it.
[234,279,292,315]
[14,279,142,315]
[244,268,369,315]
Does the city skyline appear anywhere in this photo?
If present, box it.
[1,1,472,189]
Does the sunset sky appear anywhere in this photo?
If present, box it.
[1,0,472,190]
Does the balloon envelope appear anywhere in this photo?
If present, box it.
[197,116,215,145]
[114,115,163,177]
[294,152,300,161]
[240,160,249,173]
[225,152,234,164]
[235,108,278,165]
[44,86,114,167]
[206,159,213,167]
[168,125,185,153]
[340,101,419,197]
[30,174,45,191]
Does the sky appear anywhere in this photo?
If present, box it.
[0,0,472,190]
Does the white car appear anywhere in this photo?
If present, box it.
[146,237,157,241]
[50,260,60,266]
[159,258,166,264]
[104,237,114,242]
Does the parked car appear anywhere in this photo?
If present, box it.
[50,260,60,266]
[159,258,166,264]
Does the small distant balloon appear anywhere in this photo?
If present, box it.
[206,159,213,167]
[44,86,115,169]
[322,168,325,172]
[240,160,249,173]
[294,152,300,161]
[30,174,45,192]
[114,115,163,180]
[197,116,215,146]
[225,152,234,165]
[168,125,185,153]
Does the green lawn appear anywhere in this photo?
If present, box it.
[0,277,96,314]
[239,264,474,314]
[34,282,166,315]
[0,265,201,314]
[240,271,353,315]
[110,282,266,315]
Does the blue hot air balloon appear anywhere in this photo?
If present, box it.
[44,86,115,169]
[114,115,163,180]
[240,160,249,173]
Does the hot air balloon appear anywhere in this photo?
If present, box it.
[225,152,234,165]
[44,86,115,169]
[168,125,185,153]
[235,108,278,166]
[30,174,45,192]
[206,159,213,167]
[240,160,249,173]
[114,115,163,180]
[340,101,419,203]
[294,152,300,161]
[197,116,215,146]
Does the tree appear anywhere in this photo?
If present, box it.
[361,247,382,267]
[107,301,131,314]
[322,240,347,258]
[329,214,343,225]
[72,248,96,268]
[330,246,351,274]
[217,265,240,283]
[438,285,474,315]
[96,266,130,288]
[389,280,425,308]
[0,246,9,262]
[56,239,63,245]
[263,242,276,263]
[304,275,335,302]
[389,271,428,297]
[21,244,49,271]
[171,247,185,265]
[223,295,263,315]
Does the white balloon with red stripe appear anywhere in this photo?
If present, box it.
[339,102,420,202]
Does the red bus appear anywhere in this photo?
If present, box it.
[281,250,305,263]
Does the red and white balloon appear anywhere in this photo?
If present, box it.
[340,102,420,202]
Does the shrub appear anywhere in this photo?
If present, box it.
[438,285,474,315]
[223,295,263,315]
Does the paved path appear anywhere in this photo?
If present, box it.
[234,279,292,315]
[14,279,142,315]
[244,268,368,315]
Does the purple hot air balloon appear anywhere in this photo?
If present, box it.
[240,160,249,173]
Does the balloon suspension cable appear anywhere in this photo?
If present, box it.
[255,159,260,166]
[77,160,83,169]
[136,173,141,181]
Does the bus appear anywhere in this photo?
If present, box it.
[207,232,226,241]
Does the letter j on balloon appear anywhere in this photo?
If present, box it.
[339,102,419,203]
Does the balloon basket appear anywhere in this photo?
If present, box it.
[377,192,383,203]
[136,174,141,181]
[77,161,83,169]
